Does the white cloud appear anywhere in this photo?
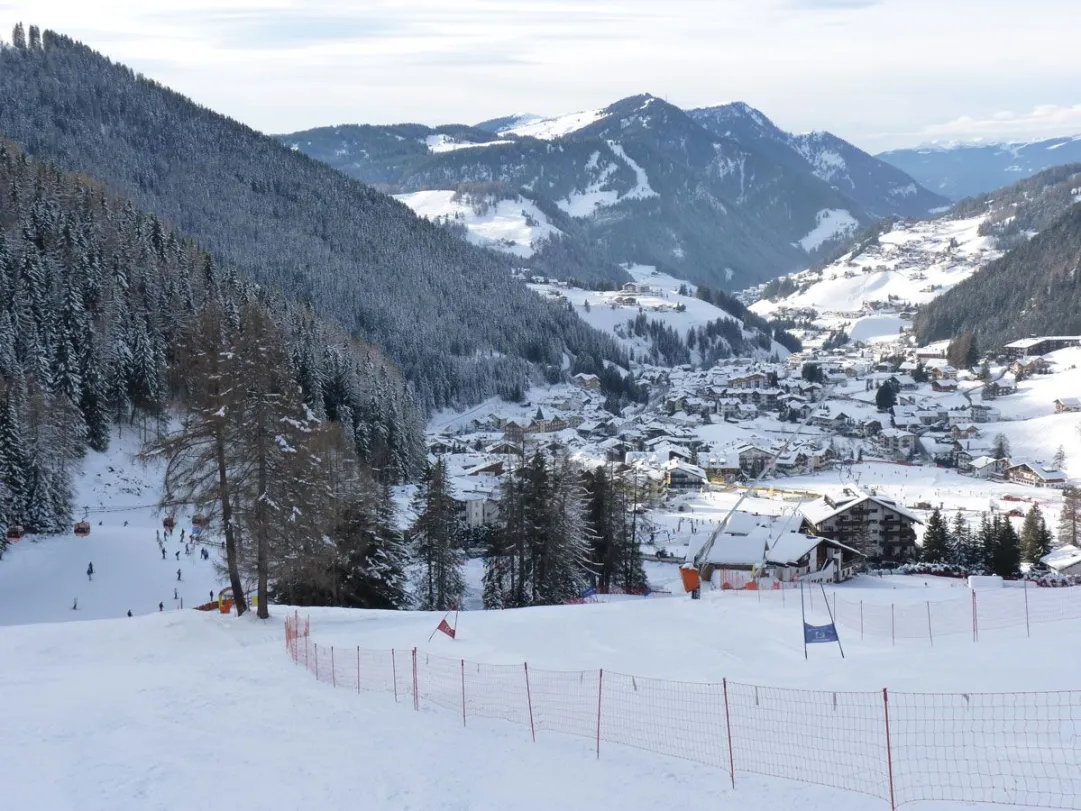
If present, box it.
[915,105,1081,146]
[0,0,1078,152]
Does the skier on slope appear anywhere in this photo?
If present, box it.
[161,547,166,560]
[177,568,182,582]
[87,562,94,581]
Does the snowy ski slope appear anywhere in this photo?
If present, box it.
[0,430,227,625]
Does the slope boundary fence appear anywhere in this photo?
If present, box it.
[284,613,1081,810]
[708,577,1081,645]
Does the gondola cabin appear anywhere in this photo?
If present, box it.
[163,515,176,531]
[5,524,25,542]
[73,521,91,537]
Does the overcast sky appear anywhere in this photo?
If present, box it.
[3,0,1079,152]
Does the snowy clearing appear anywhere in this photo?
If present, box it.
[394,190,561,258]
[798,208,858,252]
[499,108,605,139]
[424,133,512,153]
[753,215,997,317]
[528,265,788,360]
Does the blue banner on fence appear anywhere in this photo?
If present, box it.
[803,622,839,644]
[582,586,596,599]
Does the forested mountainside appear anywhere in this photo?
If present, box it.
[948,164,1081,251]
[914,203,1081,348]
[879,136,1081,200]
[0,32,629,414]
[0,138,424,545]
[688,103,947,219]
[281,97,945,290]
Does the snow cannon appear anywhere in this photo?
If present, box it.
[217,587,259,614]
[679,564,701,594]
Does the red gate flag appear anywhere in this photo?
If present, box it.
[436,617,456,639]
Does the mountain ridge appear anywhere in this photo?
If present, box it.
[279,95,947,290]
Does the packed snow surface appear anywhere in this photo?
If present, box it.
[798,208,858,252]
[0,430,227,625]
[394,190,561,258]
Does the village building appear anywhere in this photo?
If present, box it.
[1041,545,1081,576]
[1004,462,1066,488]
[801,493,921,563]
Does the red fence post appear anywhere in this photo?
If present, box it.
[357,646,361,693]
[392,649,398,704]
[331,646,336,688]
[596,669,604,760]
[412,648,419,711]
[926,602,933,647]
[524,663,536,742]
[882,688,897,811]
[722,678,736,789]
[461,659,467,727]
[305,633,309,670]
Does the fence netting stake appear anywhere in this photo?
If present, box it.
[722,678,735,789]
[596,669,604,760]
[524,663,536,742]
[461,658,466,727]
[883,688,896,811]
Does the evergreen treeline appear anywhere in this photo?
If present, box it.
[0,30,629,413]
[918,505,1054,578]
[480,452,646,608]
[0,137,422,554]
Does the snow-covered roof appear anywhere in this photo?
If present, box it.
[1007,461,1065,482]
[970,455,999,469]
[1041,545,1081,572]
[765,531,822,565]
[698,535,768,566]
[801,494,922,526]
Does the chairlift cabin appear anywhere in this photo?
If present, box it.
[192,514,208,528]
[163,515,176,531]
[74,521,91,537]
[5,524,25,542]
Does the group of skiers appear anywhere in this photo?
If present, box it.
[77,521,219,618]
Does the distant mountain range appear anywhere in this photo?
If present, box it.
[878,136,1081,201]
[279,97,948,289]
